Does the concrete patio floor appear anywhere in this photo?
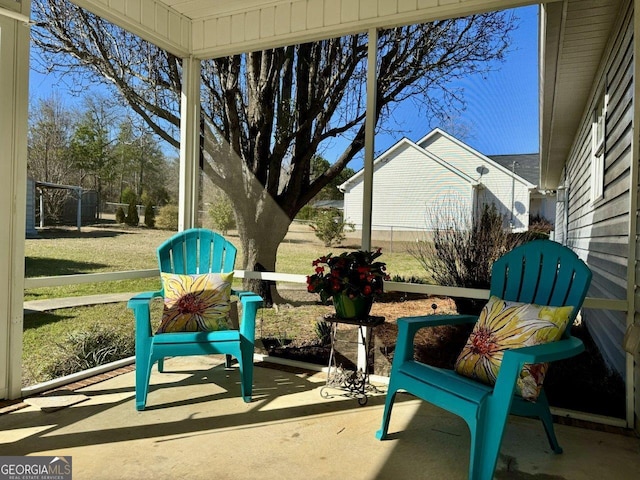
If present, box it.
[1,356,639,480]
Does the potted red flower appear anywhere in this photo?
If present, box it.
[306,249,390,318]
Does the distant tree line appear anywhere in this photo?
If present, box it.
[28,93,177,223]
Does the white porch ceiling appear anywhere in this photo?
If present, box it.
[540,0,623,189]
[73,0,535,57]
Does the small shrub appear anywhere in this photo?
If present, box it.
[309,208,354,247]
[125,200,139,226]
[296,205,317,221]
[529,214,554,235]
[410,202,532,315]
[391,275,428,284]
[144,202,156,228]
[115,206,126,224]
[314,320,332,346]
[43,324,134,379]
[155,204,179,230]
[121,187,136,205]
[208,197,236,235]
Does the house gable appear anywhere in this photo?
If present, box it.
[417,128,535,189]
[340,137,476,193]
[417,128,535,229]
[341,138,477,231]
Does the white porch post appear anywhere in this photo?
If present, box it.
[178,56,201,231]
[361,28,377,252]
[357,28,378,372]
[0,0,30,400]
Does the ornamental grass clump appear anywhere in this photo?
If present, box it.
[306,249,390,303]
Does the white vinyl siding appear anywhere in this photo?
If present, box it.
[419,131,532,230]
[75,0,535,59]
[342,142,473,231]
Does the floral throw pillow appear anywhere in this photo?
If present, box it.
[454,295,574,401]
[157,272,233,333]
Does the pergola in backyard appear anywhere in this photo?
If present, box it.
[0,0,637,434]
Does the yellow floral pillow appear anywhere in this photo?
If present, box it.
[157,272,233,333]
[454,295,574,401]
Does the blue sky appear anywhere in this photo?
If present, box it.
[444,5,539,156]
[29,4,538,163]
[371,4,539,158]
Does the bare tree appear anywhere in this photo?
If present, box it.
[28,94,76,221]
[32,0,517,300]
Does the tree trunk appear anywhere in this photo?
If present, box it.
[236,206,291,306]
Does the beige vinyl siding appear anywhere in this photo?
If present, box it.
[73,0,192,56]
[420,132,532,229]
[563,1,633,378]
[186,0,530,57]
[342,142,473,231]
[74,0,534,59]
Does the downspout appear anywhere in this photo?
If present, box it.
[510,161,517,229]
[563,176,569,245]
[39,189,44,228]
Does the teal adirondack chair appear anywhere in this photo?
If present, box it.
[128,228,262,411]
[376,239,592,480]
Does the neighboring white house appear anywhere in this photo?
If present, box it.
[489,153,557,225]
[340,128,546,235]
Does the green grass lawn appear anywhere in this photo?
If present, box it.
[24,223,427,301]
[23,302,144,386]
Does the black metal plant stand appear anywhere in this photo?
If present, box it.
[320,314,385,406]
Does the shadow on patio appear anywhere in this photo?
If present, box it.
[1,356,639,480]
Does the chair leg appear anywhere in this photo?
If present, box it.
[536,390,563,453]
[239,339,254,402]
[376,386,398,440]
[225,354,233,368]
[470,418,505,480]
[468,397,516,480]
[135,356,153,411]
[157,357,164,373]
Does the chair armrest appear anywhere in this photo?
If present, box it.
[393,314,478,364]
[128,290,163,306]
[238,294,263,342]
[491,336,585,400]
[398,313,478,329]
[232,289,257,298]
[127,290,163,338]
[502,336,585,365]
